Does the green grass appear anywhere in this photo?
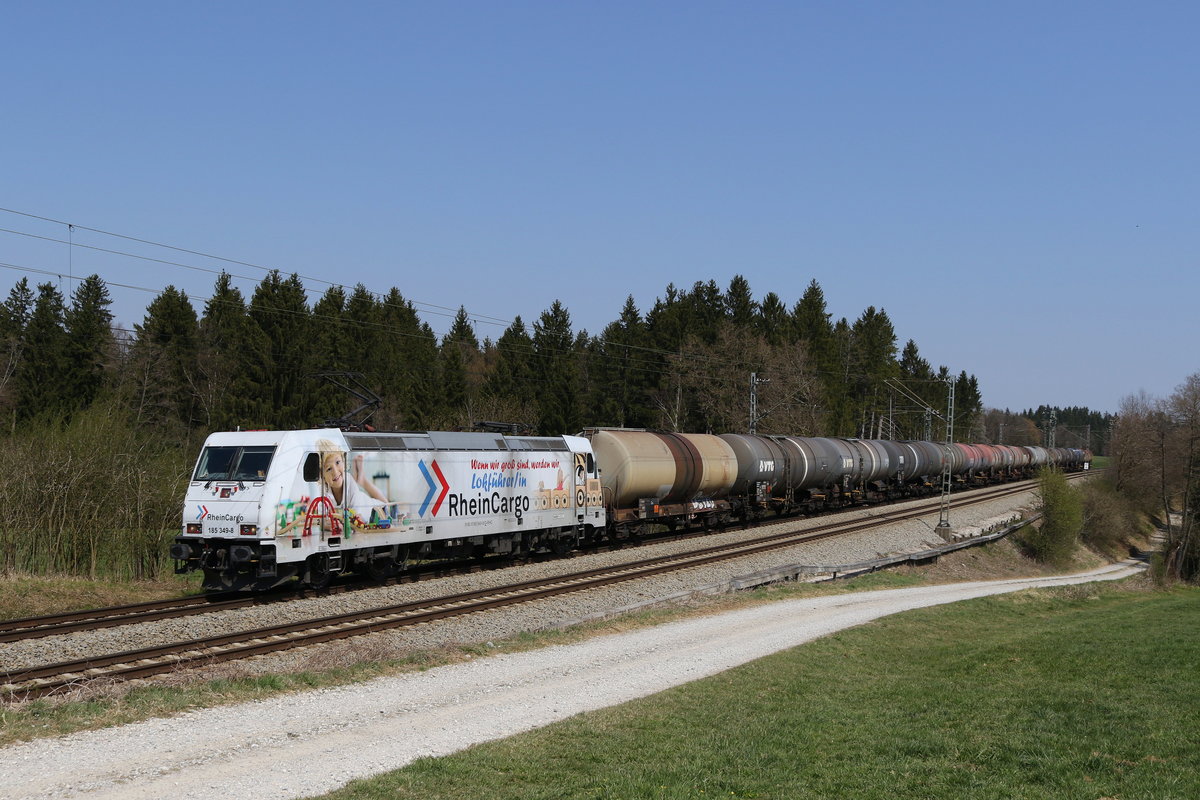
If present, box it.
[312,582,1200,800]
[0,572,201,621]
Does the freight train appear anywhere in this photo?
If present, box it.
[170,427,1089,591]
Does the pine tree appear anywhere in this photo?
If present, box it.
[441,335,469,422]
[373,288,439,429]
[792,279,837,428]
[896,339,936,438]
[593,296,652,428]
[440,306,481,425]
[486,316,534,403]
[757,291,790,346]
[0,278,34,414]
[248,271,311,427]
[955,371,984,441]
[197,273,271,430]
[827,318,855,435]
[532,300,580,435]
[723,274,758,328]
[15,283,70,420]
[445,306,480,349]
[129,286,200,430]
[341,284,379,380]
[409,321,442,428]
[310,284,349,424]
[792,279,833,356]
[65,274,115,412]
[849,306,899,436]
[685,280,725,344]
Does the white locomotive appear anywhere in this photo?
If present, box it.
[171,428,606,591]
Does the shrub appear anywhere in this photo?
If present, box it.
[1024,468,1083,567]
[0,399,192,579]
[1079,478,1146,558]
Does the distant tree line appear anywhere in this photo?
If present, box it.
[0,272,999,442]
[980,406,1112,455]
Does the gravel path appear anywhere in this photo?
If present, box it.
[0,558,1143,800]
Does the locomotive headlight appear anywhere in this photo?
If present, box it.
[185,523,202,535]
[240,524,258,536]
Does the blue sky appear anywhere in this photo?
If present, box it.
[2,1,1196,414]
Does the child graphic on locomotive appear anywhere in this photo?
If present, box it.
[316,439,388,507]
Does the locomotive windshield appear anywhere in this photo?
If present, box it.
[193,446,276,481]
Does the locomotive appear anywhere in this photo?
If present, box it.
[170,427,1089,592]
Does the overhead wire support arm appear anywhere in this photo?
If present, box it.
[311,371,382,431]
[883,378,947,423]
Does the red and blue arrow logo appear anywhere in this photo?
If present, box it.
[418,460,450,517]
[196,505,209,521]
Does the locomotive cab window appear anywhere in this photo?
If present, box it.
[194,446,277,481]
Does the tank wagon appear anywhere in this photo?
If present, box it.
[583,428,1089,536]
[171,428,606,591]
[172,426,1088,591]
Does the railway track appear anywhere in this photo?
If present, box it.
[0,551,530,644]
[2,476,1070,699]
[0,474,1066,644]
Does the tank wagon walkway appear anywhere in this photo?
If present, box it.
[0,561,1144,800]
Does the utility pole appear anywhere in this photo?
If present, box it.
[749,373,770,434]
[937,377,955,531]
[888,389,894,440]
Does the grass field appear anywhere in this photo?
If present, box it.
[312,581,1200,800]
[0,571,200,620]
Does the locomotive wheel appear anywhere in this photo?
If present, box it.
[551,531,572,556]
[367,556,393,583]
[306,555,332,590]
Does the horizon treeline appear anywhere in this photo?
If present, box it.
[0,272,1005,442]
[0,270,1112,450]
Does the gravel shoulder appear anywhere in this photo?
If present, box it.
[0,557,1144,800]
